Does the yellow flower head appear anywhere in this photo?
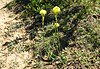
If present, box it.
[54,23,60,28]
[40,10,47,16]
[53,6,61,15]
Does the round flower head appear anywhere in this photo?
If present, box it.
[54,23,60,28]
[53,6,61,15]
[40,10,47,16]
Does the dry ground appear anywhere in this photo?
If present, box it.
[0,0,34,69]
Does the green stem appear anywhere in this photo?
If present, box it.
[42,16,44,28]
[57,28,60,51]
[42,16,45,47]
[54,27,60,53]
[39,16,45,57]
[55,15,58,23]
[54,14,60,52]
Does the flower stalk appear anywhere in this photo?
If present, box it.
[55,15,58,23]
[40,10,47,47]
[53,6,61,52]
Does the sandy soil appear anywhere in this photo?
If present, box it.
[0,0,33,69]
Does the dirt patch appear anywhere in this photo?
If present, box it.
[0,0,13,9]
[0,0,34,69]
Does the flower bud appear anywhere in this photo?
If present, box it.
[40,10,47,16]
[54,23,60,28]
[53,6,61,15]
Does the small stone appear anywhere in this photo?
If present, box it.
[55,61,61,64]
